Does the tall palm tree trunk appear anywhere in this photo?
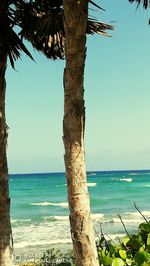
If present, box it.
[0,53,12,266]
[63,1,99,265]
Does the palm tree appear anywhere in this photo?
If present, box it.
[62,1,99,264]
[0,1,33,265]
[14,1,113,265]
[129,0,149,9]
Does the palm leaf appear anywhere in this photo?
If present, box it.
[15,1,65,59]
[128,0,150,24]
[89,0,105,11]
[128,0,150,9]
[0,0,34,68]
[87,18,113,37]
[14,0,113,60]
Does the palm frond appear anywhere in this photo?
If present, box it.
[14,0,114,60]
[0,1,34,68]
[89,0,105,11]
[87,18,114,37]
[15,1,65,59]
[128,0,150,9]
[34,0,63,8]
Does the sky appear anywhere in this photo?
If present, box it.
[6,0,150,173]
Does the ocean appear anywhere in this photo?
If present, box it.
[9,170,150,261]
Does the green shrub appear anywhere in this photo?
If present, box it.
[97,220,150,266]
[19,263,38,266]
[37,248,75,266]
[19,249,75,266]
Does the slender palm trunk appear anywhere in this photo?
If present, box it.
[63,1,99,265]
[0,53,12,266]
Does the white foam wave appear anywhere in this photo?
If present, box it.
[49,238,72,245]
[87,183,97,187]
[92,213,104,220]
[52,216,69,221]
[142,211,150,217]
[113,218,143,224]
[129,173,139,176]
[112,211,150,225]
[11,219,18,224]
[44,213,104,222]
[13,219,71,251]
[30,202,68,208]
[11,219,31,224]
[14,238,72,249]
[88,173,96,176]
[127,211,150,218]
[14,230,125,249]
[119,178,133,182]
[102,234,125,241]
[112,211,150,224]
[56,184,66,188]
[13,210,150,253]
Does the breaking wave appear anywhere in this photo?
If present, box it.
[87,183,97,187]
[30,202,68,208]
[119,178,133,182]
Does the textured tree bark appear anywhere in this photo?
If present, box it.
[0,52,13,266]
[63,1,99,265]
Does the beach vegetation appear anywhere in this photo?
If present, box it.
[19,248,75,266]
[97,207,150,265]
[19,263,37,266]
[37,248,75,266]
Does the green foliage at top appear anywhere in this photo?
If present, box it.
[97,219,150,266]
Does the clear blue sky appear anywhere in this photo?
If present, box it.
[6,0,150,173]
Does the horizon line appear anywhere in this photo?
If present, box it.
[9,168,150,176]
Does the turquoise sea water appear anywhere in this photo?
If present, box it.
[9,170,150,255]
